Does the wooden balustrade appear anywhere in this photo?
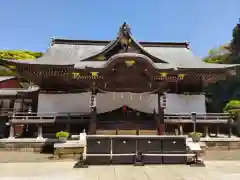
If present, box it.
[2,111,233,139]
[6,112,230,125]
[164,113,229,123]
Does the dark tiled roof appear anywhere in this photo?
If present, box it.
[4,42,236,69]
[1,22,238,70]
[52,38,188,47]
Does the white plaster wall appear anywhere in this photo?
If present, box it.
[38,93,206,114]
[38,92,157,114]
[38,93,91,113]
[164,93,206,114]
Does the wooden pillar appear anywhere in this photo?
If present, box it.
[8,124,15,139]
[26,89,39,138]
[66,113,71,132]
[31,91,39,113]
[179,124,183,135]
[157,92,165,135]
[88,88,97,134]
[228,119,233,138]
[216,125,219,137]
[21,98,24,112]
[9,98,15,112]
[204,126,209,138]
[8,113,15,139]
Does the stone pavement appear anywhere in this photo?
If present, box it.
[0,161,240,180]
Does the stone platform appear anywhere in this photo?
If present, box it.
[0,137,240,153]
[1,161,240,180]
[193,137,240,150]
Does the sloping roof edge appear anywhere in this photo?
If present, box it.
[0,76,16,82]
[74,53,176,70]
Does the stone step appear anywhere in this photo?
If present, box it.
[139,130,157,135]
[96,130,116,135]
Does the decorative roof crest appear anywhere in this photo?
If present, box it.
[118,21,131,35]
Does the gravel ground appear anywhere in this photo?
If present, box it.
[1,150,240,163]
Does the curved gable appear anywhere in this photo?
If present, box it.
[80,22,168,64]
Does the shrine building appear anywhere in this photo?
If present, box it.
[0,22,237,137]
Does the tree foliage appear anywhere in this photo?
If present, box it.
[0,50,43,76]
[204,21,240,113]
[203,44,232,64]
[0,50,43,60]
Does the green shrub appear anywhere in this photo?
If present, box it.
[188,132,202,137]
[224,100,240,111]
[224,100,240,119]
[188,132,202,142]
[56,131,69,138]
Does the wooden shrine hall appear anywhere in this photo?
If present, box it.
[0,22,238,137]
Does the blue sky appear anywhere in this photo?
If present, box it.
[0,0,239,57]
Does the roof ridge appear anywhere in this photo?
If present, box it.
[51,38,188,47]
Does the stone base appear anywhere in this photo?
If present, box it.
[187,138,240,151]
[54,147,84,159]
[190,160,206,167]
[0,138,68,154]
[134,162,144,166]
[0,138,57,153]
[73,161,88,168]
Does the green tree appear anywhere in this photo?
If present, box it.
[203,44,231,64]
[0,50,42,60]
[204,20,240,113]
[228,21,240,64]
[0,50,43,76]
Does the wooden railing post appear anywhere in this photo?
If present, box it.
[8,114,15,139]
[8,124,15,139]
[204,126,209,138]
[191,112,196,133]
[179,124,183,135]
[37,124,43,139]
[228,119,233,138]
[66,113,71,132]
[88,89,97,134]
[216,126,219,137]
